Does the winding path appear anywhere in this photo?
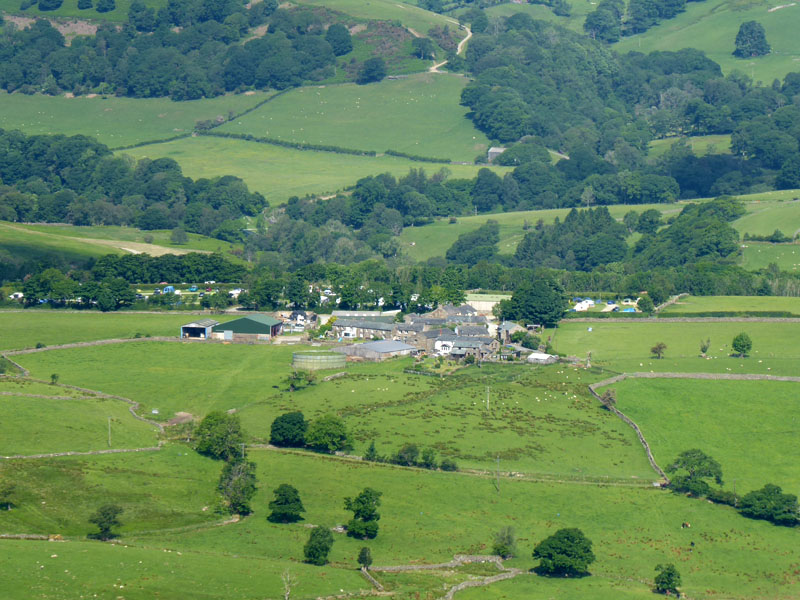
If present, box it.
[429,26,472,73]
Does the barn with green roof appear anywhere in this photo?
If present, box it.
[211,314,282,342]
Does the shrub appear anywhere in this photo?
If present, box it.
[304,527,334,565]
[194,411,245,461]
[270,411,307,447]
[440,458,458,471]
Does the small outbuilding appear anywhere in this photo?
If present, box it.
[181,318,220,339]
[211,314,282,341]
[526,351,558,365]
[333,340,417,361]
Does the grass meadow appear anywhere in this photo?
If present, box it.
[3,447,800,599]
[0,311,237,351]
[13,343,654,478]
[661,295,800,314]
[0,0,165,22]
[613,0,800,83]
[648,134,732,158]
[122,136,511,202]
[740,242,800,270]
[478,1,595,33]
[217,73,490,162]
[732,198,800,236]
[605,378,800,491]
[550,320,800,376]
[0,220,123,267]
[0,91,268,148]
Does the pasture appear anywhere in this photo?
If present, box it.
[13,343,654,477]
[3,448,800,599]
[648,134,732,158]
[604,377,800,491]
[551,320,800,376]
[0,91,268,149]
[732,198,800,236]
[661,295,800,314]
[478,0,594,33]
[613,0,800,83]
[0,312,236,351]
[122,136,510,202]
[217,73,490,162]
[739,242,800,271]
[0,0,165,22]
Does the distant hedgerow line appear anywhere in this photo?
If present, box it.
[200,131,377,156]
[383,150,452,164]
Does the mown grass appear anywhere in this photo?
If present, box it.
[551,320,800,376]
[0,220,124,266]
[0,91,268,148]
[605,378,800,491]
[648,134,732,158]
[14,344,654,477]
[121,136,510,202]
[0,0,165,22]
[613,0,800,83]
[0,312,236,351]
[732,198,800,236]
[4,448,796,599]
[217,73,490,162]
[739,242,800,271]
[661,295,800,314]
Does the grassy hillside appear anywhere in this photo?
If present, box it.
[740,242,800,270]
[217,74,490,162]
[551,320,800,376]
[0,221,124,267]
[613,0,800,83]
[0,0,165,22]
[121,136,511,203]
[648,134,732,158]
[608,378,800,490]
[0,312,237,351]
[0,91,269,149]
[478,0,594,33]
[661,294,800,314]
[732,198,800,236]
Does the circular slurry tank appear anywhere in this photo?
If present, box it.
[292,351,346,371]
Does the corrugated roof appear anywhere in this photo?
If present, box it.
[333,320,394,331]
[183,319,219,328]
[212,314,281,334]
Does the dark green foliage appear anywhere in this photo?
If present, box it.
[654,563,682,595]
[218,459,257,515]
[440,458,458,471]
[493,140,551,167]
[0,482,17,510]
[733,21,770,58]
[731,332,752,357]
[77,0,92,8]
[738,484,799,526]
[194,411,245,461]
[445,221,499,266]
[650,342,667,359]
[419,448,437,470]
[284,370,315,392]
[170,227,188,244]
[305,414,350,453]
[363,440,380,462]
[325,23,352,56]
[412,37,436,60]
[706,487,738,507]
[95,0,115,12]
[128,0,156,31]
[37,0,63,11]
[492,526,517,559]
[635,209,662,234]
[358,546,373,568]
[583,0,623,42]
[391,443,419,466]
[344,488,382,539]
[88,504,123,540]
[270,412,307,447]
[304,526,334,565]
[501,278,567,328]
[666,449,723,496]
[533,528,595,576]
[357,58,387,85]
[510,331,540,349]
[637,295,654,314]
[268,484,305,523]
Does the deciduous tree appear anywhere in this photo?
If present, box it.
[654,563,682,595]
[532,528,595,576]
[268,484,305,523]
[194,411,245,461]
[88,504,124,540]
[731,332,752,357]
[304,527,334,565]
[305,414,350,453]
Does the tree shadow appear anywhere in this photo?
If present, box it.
[531,566,592,578]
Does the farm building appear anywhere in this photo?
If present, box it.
[487,147,506,162]
[526,352,558,365]
[333,340,418,361]
[331,319,395,340]
[211,314,282,341]
[180,319,219,339]
[292,351,346,371]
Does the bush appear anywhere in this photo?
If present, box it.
[533,528,595,576]
[194,411,244,461]
[493,526,517,558]
[706,488,738,507]
[217,459,257,515]
[95,0,115,12]
[390,443,419,466]
[356,57,386,85]
[304,527,334,565]
[738,484,799,526]
[731,332,752,357]
[37,0,63,10]
[77,0,92,9]
[358,546,372,568]
[305,414,350,453]
[440,458,458,471]
[270,411,307,447]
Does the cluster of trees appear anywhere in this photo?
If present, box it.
[0,130,266,239]
[0,4,363,98]
[269,411,351,454]
[363,440,458,472]
[667,449,799,527]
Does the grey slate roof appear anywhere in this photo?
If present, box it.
[333,319,395,331]
[359,340,416,353]
[396,323,424,332]
[457,325,489,336]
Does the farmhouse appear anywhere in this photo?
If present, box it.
[211,314,282,341]
[180,319,220,339]
[456,324,489,337]
[333,340,418,361]
[331,319,395,340]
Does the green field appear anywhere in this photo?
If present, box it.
[0,312,236,351]
[0,383,158,455]
[294,0,461,37]
[732,198,800,236]
[740,242,800,270]
[398,203,686,261]
[218,73,490,162]
[551,320,800,376]
[613,0,800,83]
[0,91,268,149]
[2,447,800,599]
[0,0,165,22]
[662,295,800,314]
[13,343,655,477]
[122,136,510,203]
[648,134,732,158]
[605,378,800,491]
[478,0,594,33]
